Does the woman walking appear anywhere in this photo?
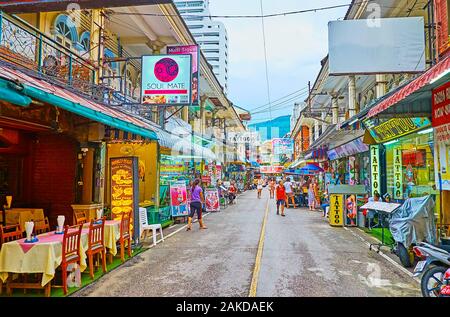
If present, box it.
[308,179,316,211]
[276,180,287,216]
[257,178,264,199]
[187,178,207,231]
[313,178,321,209]
[269,178,275,199]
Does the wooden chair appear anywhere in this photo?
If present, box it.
[87,217,107,280]
[0,224,23,248]
[74,210,87,225]
[119,211,132,262]
[59,224,83,295]
[34,217,50,234]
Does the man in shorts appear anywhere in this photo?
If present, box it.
[284,177,296,208]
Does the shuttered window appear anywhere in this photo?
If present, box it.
[435,0,449,55]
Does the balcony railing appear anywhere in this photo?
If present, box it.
[0,11,96,95]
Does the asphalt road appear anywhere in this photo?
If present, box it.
[73,189,420,297]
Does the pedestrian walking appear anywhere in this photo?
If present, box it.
[308,180,316,211]
[276,180,287,216]
[257,178,264,199]
[187,178,207,231]
[269,178,275,199]
[284,177,297,208]
[313,178,321,208]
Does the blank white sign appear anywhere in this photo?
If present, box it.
[328,17,425,75]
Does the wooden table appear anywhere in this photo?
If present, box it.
[0,208,45,232]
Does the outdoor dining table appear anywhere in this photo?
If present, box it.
[0,208,45,232]
[0,219,121,292]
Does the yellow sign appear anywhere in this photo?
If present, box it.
[393,147,403,199]
[329,194,343,227]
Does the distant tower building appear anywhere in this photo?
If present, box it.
[174,0,229,94]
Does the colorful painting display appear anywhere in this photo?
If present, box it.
[170,181,189,217]
[205,188,220,212]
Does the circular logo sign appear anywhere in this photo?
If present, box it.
[154,58,179,82]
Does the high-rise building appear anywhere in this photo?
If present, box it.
[174,0,229,94]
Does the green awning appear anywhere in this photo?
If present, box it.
[0,76,157,140]
[0,78,32,107]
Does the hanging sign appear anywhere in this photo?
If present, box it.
[169,181,189,217]
[363,117,431,143]
[432,81,450,127]
[329,194,343,227]
[205,188,220,212]
[167,45,199,106]
[141,54,192,105]
[393,147,403,199]
[110,157,139,241]
[370,145,381,197]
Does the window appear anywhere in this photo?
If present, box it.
[54,14,79,50]
[79,31,90,58]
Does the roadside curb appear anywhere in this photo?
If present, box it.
[343,226,421,285]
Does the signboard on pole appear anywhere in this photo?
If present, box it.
[205,188,220,212]
[169,181,189,217]
[363,117,431,143]
[370,145,381,197]
[141,54,192,105]
[167,45,199,106]
[393,147,403,199]
[110,157,139,242]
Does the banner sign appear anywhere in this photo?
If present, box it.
[432,81,450,127]
[329,194,343,227]
[260,166,284,174]
[348,156,356,185]
[370,145,381,197]
[363,117,431,143]
[393,147,403,199]
[167,45,199,106]
[227,132,260,144]
[110,157,139,241]
[169,181,189,217]
[272,138,294,155]
[141,54,192,105]
[436,123,450,143]
[205,188,220,212]
[436,135,450,190]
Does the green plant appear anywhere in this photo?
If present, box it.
[103,206,112,219]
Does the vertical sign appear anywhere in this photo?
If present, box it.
[110,157,139,242]
[370,145,381,197]
[167,45,200,105]
[393,147,403,199]
[170,181,189,217]
[205,188,220,212]
[348,156,356,185]
[329,194,343,227]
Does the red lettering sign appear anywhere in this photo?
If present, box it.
[432,81,450,127]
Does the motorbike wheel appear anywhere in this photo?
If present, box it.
[421,266,447,297]
[397,243,413,268]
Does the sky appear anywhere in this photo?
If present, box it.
[208,0,349,124]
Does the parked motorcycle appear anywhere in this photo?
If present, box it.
[389,195,437,268]
[412,242,450,297]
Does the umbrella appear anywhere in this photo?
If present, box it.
[295,164,324,175]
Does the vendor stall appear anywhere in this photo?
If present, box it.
[328,185,368,227]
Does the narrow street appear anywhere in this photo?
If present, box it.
[74,189,420,297]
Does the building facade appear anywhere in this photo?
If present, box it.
[174,0,229,94]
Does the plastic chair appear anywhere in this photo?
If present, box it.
[87,217,107,280]
[119,211,132,262]
[139,207,164,246]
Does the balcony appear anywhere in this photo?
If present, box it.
[0,11,97,96]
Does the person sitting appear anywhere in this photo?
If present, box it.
[228,182,237,204]
[321,191,330,217]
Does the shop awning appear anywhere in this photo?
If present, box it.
[367,55,450,119]
[0,64,157,140]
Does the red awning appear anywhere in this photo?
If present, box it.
[0,64,151,131]
[367,55,450,119]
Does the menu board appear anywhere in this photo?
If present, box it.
[110,157,139,240]
[205,188,220,212]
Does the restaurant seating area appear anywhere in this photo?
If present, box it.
[0,210,148,297]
